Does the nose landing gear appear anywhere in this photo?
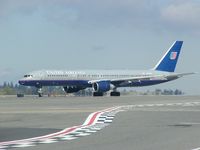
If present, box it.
[36,82,43,97]
[37,88,43,97]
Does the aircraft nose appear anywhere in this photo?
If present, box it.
[18,80,25,85]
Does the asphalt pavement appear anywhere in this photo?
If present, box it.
[0,95,200,150]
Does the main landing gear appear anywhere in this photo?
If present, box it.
[92,91,121,97]
[110,91,120,96]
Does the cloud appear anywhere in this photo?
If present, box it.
[0,0,200,33]
[0,0,39,17]
[0,0,82,26]
[0,0,158,25]
[161,1,200,30]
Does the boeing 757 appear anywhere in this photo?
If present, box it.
[19,41,194,97]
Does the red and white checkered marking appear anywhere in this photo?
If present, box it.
[1,102,200,149]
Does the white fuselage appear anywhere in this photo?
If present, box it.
[19,69,173,88]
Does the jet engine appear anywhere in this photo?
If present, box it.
[92,81,114,92]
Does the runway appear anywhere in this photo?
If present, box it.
[0,95,200,150]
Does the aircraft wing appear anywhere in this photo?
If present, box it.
[110,75,167,86]
[166,72,196,78]
[111,72,195,86]
[88,72,195,87]
[88,75,167,86]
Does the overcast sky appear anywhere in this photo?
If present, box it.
[0,0,199,94]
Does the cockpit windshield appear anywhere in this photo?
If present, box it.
[24,75,33,78]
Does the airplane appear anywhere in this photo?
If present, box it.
[18,41,194,97]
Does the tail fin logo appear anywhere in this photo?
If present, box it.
[170,52,177,60]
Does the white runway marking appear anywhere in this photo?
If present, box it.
[1,101,200,150]
[38,139,58,144]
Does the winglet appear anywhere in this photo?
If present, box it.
[153,41,183,72]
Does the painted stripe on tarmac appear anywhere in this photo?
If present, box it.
[1,101,200,150]
[0,106,121,150]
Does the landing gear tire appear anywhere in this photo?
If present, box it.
[93,92,104,96]
[110,91,120,96]
[38,93,43,97]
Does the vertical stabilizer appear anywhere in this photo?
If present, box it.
[153,41,183,72]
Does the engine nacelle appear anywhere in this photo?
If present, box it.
[63,86,82,93]
[93,81,114,92]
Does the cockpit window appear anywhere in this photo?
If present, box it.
[24,75,33,78]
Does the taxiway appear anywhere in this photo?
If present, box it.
[0,95,200,150]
